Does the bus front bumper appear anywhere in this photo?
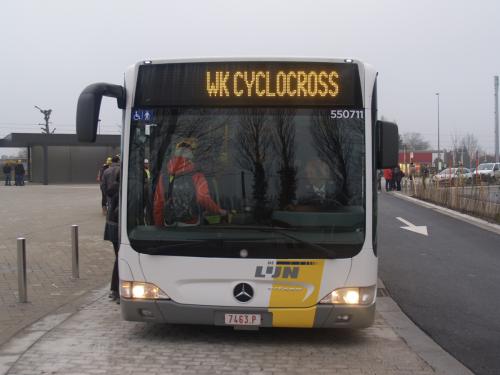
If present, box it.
[120,299,375,329]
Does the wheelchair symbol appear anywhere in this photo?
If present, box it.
[132,110,143,121]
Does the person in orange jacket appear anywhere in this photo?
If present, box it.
[153,138,226,226]
[383,168,393,191]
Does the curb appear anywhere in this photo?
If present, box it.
[376,280,474,375]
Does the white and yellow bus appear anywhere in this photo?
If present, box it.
[77,58,398,328]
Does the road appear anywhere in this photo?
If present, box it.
[378,192,500,375]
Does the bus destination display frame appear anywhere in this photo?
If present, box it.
[134,62,363,108]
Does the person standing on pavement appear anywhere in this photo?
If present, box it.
[14,160,25,186]
[3,162,12,186]
[97,157,112,215]
[377,169,382,191]
[409,162,416,189]
[101,155,121,303]
[393,166,404,191]
[422,164,429,189]
[383,168,393,191]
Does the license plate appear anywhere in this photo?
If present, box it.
[224,313,261,326]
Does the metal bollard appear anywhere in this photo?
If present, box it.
[71,225,79,279]
[17,237,27,303]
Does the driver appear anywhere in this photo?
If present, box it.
[291,158,342,211]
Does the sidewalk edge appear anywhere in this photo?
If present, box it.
[0,285,109,375]
[377,279,474,375]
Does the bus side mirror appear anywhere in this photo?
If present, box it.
[376,120,399,169]
[76,83,125,142]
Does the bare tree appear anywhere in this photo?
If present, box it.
[34,106,55,134]
[402,132,430,151]
[17,149,28,159]
[450,131,460,166]
[173,109,226,173]
[271,109,297,209]
[236,109,272,213]
[310,111,363,205]
[461,133,479,169]
[449,132,480,168]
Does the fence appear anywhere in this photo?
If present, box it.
[402,177,500,223]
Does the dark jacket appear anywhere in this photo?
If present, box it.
[97,164,109,182]
[101,163,120,199]
[14,163,25,175]
[102,163,120,224]
[393,167,404,182]
[3,165,11,174]
[102,163,120,243]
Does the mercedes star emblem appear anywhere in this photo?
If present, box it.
[233,283,254,303]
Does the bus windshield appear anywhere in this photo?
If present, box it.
[127,107,365,259]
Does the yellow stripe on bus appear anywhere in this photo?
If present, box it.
[268,260,325,327]
[269,307,318,328]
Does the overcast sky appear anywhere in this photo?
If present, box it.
[1,0,499,153]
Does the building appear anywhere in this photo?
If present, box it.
[0,133,120,184]
[399,151,435,174]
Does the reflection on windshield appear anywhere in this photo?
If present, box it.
[127,108,365,258]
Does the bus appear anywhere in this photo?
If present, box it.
[76,58,398,329]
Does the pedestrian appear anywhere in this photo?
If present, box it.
[101,155,121,303]
[422,164,429,189]
[97,157,112,215]
[409,162,416,189]
[377,169,382,191]
[3,162,12,186]
[383,168,393,191]
[393,166,404,191]
[14,160,25,186]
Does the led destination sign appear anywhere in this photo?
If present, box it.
[206,70,340,98]
[135,62,362,107]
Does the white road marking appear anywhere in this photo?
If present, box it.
[396,217,429,236]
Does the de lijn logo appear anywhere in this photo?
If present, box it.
[254,265,299,279]
[233,283,254,303]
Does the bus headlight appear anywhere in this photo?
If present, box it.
[319,286,376,305]
[120,281,170,300]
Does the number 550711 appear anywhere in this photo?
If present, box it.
[330,110,364,119]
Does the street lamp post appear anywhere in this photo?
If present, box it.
[436,93,440,170]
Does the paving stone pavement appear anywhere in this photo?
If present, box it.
[4,292,436,375]
[0,184,115,346]
[0,184,474,375]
